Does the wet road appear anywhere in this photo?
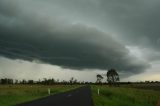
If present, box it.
[17,86,94,106]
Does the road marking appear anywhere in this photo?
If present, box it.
[67,94,72,97]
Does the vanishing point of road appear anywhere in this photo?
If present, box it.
[17,86,94,106]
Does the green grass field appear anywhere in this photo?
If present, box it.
[0,85,80,106]
[1,84,160,106]
[91,85,160,106]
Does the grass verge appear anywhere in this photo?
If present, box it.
[91,85,160,106]
[0,84,80,106]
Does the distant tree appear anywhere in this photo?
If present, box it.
[51,78,55,84]
[70,77,74,84]
[47,78,55,85]
[107,69,119,86]
[41,78,56,85]
[1,78,7,84]
[96,74,103,83]
[15,79,19,84]
[21,79,27,84]
[8,79,13,84]
[56,79,59,83]
[69,77,78,84]
[73,79,77,84]
[0,78,13,84]
[62,80,68,85]
[28,80,34,84]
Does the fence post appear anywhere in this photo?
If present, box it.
[98,88,100,95]
[48,88,50,95]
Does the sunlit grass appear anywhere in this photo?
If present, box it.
[91,85,160,106]
[0,85,80,106]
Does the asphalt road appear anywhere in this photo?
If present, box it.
[17,86,94,106]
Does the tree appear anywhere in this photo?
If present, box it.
[28,80,34,84]
[15,79,19,84]
[96,74,103,83]
[107,68,119,86]
[0,78,13,84]
[70,77,74,84]
[21,79,27,84]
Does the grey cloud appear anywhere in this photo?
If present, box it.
[0,1,21,17]
[77,0,160,61]
[49,0,160,53]
[99,0,160,50]
[0,0,150,75]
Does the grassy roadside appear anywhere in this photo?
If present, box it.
[91,85,160,106]
[0,85,81,106]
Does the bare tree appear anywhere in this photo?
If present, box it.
[96,74,103,83]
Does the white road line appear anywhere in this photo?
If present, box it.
[67,94,72,97]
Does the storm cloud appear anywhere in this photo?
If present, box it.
[0,0,155,76]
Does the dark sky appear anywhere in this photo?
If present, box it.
[0,0,160,81]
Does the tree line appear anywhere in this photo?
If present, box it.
[0,77,94,85]
[0,68,120,85]
[1,68,159,85]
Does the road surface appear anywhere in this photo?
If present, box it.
[17,86,94,106]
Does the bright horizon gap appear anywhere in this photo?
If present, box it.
[0,57,160,82]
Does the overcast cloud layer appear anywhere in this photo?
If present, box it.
[0,0,160,77]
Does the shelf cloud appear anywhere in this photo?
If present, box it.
[1,0,159,77]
